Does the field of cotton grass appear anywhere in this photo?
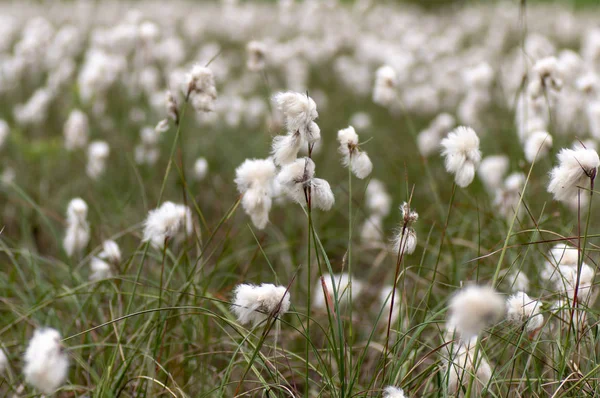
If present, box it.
[3,0,600,396]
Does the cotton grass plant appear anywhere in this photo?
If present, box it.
[3,1,600,397]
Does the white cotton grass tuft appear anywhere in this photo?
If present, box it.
[0,119,9,149]
[313,273,363,310]
[447,285,504,338]
[89,240,121,281]
[547,146,599,203]
[478,155,509,192]
[89,257,112,281]
[271,91,320,165]
[23,328,69,394]
[383,386,406,398]
[441,126,481,187]
[142,201,193,249]
[276,157,334,211]
[494,172,526,220]
[373,65,397,107]
[390,202,418,256]
[365,179,392,217]
[246,40,268,72]
[379,285,401,327]
[186,64,217,112]
[63,198,90,257]
[193,157,209,181]
[361,215,384,245]
[337,126,373,179]
[99,240,121,264]
[234,158,276,229]
[231,283,290,326]
[63,109,89,151]
[417,113,456,157]
[524,131,553,163]
[86,140,110,179]
[0,347,6,373]
[506,292,544,333]
[134,126,161,165]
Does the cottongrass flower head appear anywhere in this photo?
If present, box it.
[548,146,599,203]
[390,202,418,256]
[337,125,373,179]
[365,179,392,217]
[417,113,456,157]
[63,198,90,257]
[373,65,397,107]
[232,283,290,326]
[86,140,110,179]
[0,119,9,149]
[506,292,544,334]
[383,386,406,398]
[276,157,334,211]
[234,158,276,229]
[360,215,384,245]
[186,64,217,112]
[271,91,320,165]
[89,257,112,281]
[63,109,89,151]
[494,172,526,220]
[447,285,504,339]
[524,131,553,163]
[166,90,179,124]
[193,157,209,181]
[246,40,267,72]
[477,155,509,192]
[441,126,481,188]
[89,239,121,281]
[446,338,492,397]
[99,239,121,264]
[379,285,401,327]
[0,347,7,373]
[24,328,69,394]
[142,201,193,249]
[313,273,363,310]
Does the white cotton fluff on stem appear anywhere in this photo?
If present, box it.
[235,158,276,230]
[63,198,90,257]
[390,202,418,256]
[447,285,504,339]
[494,172,526,220]
[478,155,509,192]
[0,347,7,373]
[142,201,193,249]
[23,328,69,394]
[383,386,406,398]
[506,292,544,333]
[193,157,209,181]
[366,179,392,217]
[310,178,335,211]
[313,273,363,310]
[548,147,599,203]
[63,109,89,151]
[246,40,268,72]
[86,140,110,179]
[350,151,372,179]
[441,126,481,188]
[379,285,401,327]
[186,65,217,112]
[231,283,290,326]
[271,131,303,166]
[361,215,383,245]
[99,239,121,264]
[0,119,9,149]
[337,125,373,179]
[89,256,112,281]
[276,157,322,205]
[373,65,397,107]
[524,131,553,163]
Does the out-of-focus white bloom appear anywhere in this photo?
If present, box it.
[313,273,363,309]
[379,285,401,327]
[155,119,169,133]
[530,56,563,97]
[63,198,90,257]
[506,292,543,333]
[441,126,481,187]
[478,155,509,192]
[0,119,9,149]
[548,147,599,203]
[447,285,504,338]
[463,62,494,89]
[390,202,418,256]
[383,386,406,398]
[361,215,383,245]
[271,92,320,165]
[86,141,110,179]
[142,201,193,249]
[166,91,179,123]
[14,88,53,126]
[235,158,276,229]
[193,157,209,181]
[446,338,492,397]
[231,283,290,326]
[417,113,456,157]
[247,40,268,72]
[524,131,552,163]
[543,261,595,302]
[494,172,525,220]
[373,65,397,107]
[0,347,6,373]
[186,65,217,112]
[587,102,600,140]
[365,179,392,217]
[63,110,89,151]
[135,126,161,165]
[23,328,69,394]
[1,167,15,185]
[89,257,112,281]
[349,112,372,131]
[99,240,121,264]
[506,270,530,292]
[337,126,373,179]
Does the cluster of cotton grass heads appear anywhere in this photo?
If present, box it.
[3,0,600,396]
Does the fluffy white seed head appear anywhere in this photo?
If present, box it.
[447,285,504,338]
[441,126,481,187]
[271,131,303,166]
[63,198,90,257]
[311,178,335,211]
[548,147,599,203]
[193,157,209,181]
[478,155,509,192]
[373,65,397,107]
[63,109,89,151]
[231,283,290,326]
[142,201,193,248]
[23,328,69,394]
[247,40,268,72]
[99,240,121,264]
[383,386,406,398]
[524,131,553,163]
[0,347,7,374]
[361,215,383,245]
[235,158,276,229]
[313,273,363,310]
[366,179,392,216]
[276,157,315,205]
[89,257,112,281]
[155,119,169,133]
[0,119,9,149]
[446,339,492,397]
[273,91,318,136]
[86,140,110,179]
[186,65,217,112]
[506,292,544,333]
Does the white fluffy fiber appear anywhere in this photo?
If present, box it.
[232,283,291,326]
[23,328,69,394]
[441,126,481,188]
